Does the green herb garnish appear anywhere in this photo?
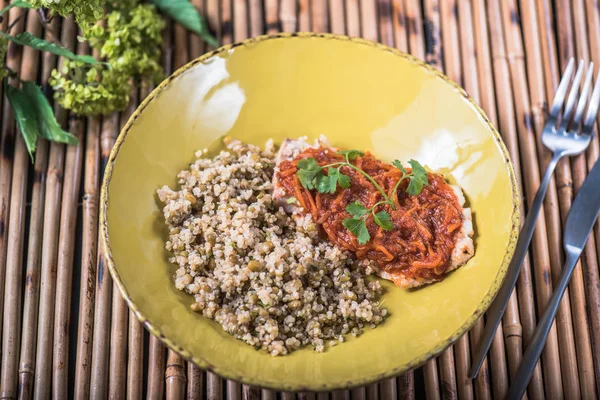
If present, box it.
[296,150,429,243]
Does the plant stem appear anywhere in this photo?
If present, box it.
[369,200,389,218]
[323,161,395,207]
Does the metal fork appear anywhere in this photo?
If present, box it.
[469,58,600,378]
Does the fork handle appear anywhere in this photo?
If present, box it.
[506,250,580,399]
[469,152,563,379]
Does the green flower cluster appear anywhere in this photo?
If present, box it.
[87,4,165,80]
[27,0,104,32]
[50,2,165,115]
[50,60,130,116]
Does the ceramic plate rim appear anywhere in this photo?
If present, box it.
[100,32,521,392]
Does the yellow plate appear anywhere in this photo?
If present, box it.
[101,33,520,391]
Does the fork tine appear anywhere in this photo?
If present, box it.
[582,69,600,135]
[571,62,594,129]
[561,60,585,126]
[550,58,575,119]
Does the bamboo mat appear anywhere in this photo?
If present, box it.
[0,0,599,399]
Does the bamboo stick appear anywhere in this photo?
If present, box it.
[0,11,40,398]
[72,114,101,400]
[402,0,423,60]
[51,38,86,397]
[522,0,597,396]
[380,379,397,400]
[391,0,407,52]
[107,266,130,396]
[423,0,442,68]
[522,0,583,396]
[377,0,393,47]
[359,0,377,41]
[241,385,260,400]
[486,1,547,398]
[72,33,102,395]
[438,351,458,400]
[188,362,203,399]
[329,0,344,34]
[264,0,279,34]
[481,11,539,395]
[351,387,366,400]
[298,0,310,32]
[227,381,241,400]
[126,307,143,400]
[261,389,276,400]
[166,350,186,400]
[440,0,461,85]
[234,0,248,41]
[0,5,25,374]
[207,372,223,400]
[281,392,295,400]
[345,0,360,37]
[567,2,600,398]
[89,112,119,400]
[311,0,328,32]
[423,360,440,400]
[332,390,350,400]
[16,135,48,400]
[498,0,566,396]
[298,392,315,400]
[583,0,600,393]
[280,0,296,32]
[147,336,166,399]
[398,373,414,400]
[190,0,206,58]
[249,0,263,37]
[31,16,75,400]
[16,15,61,400]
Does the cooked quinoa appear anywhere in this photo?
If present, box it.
[157,138,387,356]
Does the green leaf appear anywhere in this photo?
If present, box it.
[346,201,368,218]
[336,168,351,188]
[406,159,429,196]
[6,83,38,159]
[392,160,407,174]
[0,32,107,66]
[286,197,297,204]
[0,1,33,17]
[6,81,78,161]
[316,173,336,193]
[342,217,370,244]
[22,82,78,145]
[149,0,218,47]
[297,157,323,190]
[373,211,394,230]
[317,167,350,193]
[337,149,364,161]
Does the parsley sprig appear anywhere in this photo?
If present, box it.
[296,150,429,244]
